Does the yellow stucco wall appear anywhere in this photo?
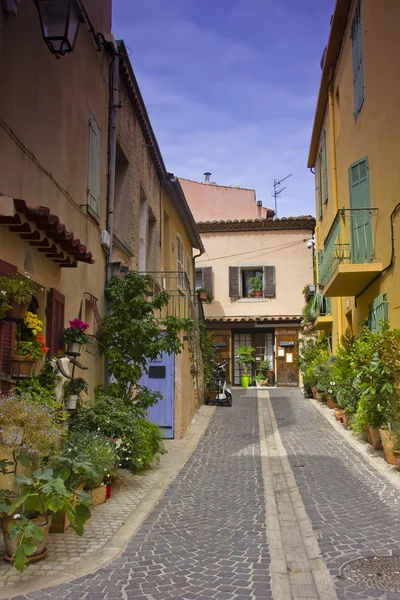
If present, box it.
[0,1,111,394]
[313,0,400,347]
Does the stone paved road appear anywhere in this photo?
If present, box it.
[270,389,400,600]
[10,394,272,600]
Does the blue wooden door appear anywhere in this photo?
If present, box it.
[140,352,174,438]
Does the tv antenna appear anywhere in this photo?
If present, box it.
[272,173,292,218]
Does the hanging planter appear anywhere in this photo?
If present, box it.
[4,301,29,322]
[63,319,90,356]
[67,395,78,410]
[66,342,83,356]
[9,355,37,378]
[0,274,38,322]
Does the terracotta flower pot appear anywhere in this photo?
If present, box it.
[198,291,208,302]
[379,428,397,465]
[369,427,382,450]
[343,412,353,429]
[312,387,318,400]
[254,290,262,298]
[334,407,344,421]
[2,515,51,562]
[363,425,372,445]
[393,449,400,469]
[327,395,338,410]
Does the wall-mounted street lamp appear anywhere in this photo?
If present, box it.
[34,0,106,57]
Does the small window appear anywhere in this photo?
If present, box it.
[229,266,275,299]
[242,268,263,298]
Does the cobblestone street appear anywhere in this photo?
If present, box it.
[270,389,400,600]
[4,389,400,600]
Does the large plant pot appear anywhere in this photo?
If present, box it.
[2,515,51,562]
[343,412,353,429]
[67,395,78,410]
[327,395,338,409]
[379,428,397,465]
[66,342,82,356]
[369,427,382,450]
[88,485,107,507]
[5,301,29,322]
[10,355,37,378]
[240,375,250,388]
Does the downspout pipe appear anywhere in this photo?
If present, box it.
[106,50,120,286]
[328,67,343,340]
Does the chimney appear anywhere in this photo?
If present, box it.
[256,200,262,219]
[203,172,211,184]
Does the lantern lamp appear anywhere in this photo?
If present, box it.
[34,0,84,56]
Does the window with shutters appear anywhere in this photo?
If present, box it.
[316,152,323,220]
[229,265,276,299]
[351,0,364,119]
[0,260,17,394]
[176,234,184,289]
[349,156,372,261]
[368,294,388,333]
[195,267,213,294]
[47,288,65,357]
[87,111,101,220]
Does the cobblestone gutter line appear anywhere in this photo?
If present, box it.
[0,405,215,600]
[270,389,400,600]
[258,391,338,600]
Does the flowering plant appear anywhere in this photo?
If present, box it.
[14,313,49,359]
[63,319,90,345]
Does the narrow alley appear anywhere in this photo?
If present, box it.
[5,390,400,600]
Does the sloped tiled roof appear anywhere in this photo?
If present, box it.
[197,216,315,233]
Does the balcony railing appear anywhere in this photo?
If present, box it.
[319,208,379,288]
[140,271,196,321]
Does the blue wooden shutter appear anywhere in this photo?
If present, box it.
[316,153,322,220]
[351,1,364,119]
[349,157,372,262]
[87,112,101,218]
[321,130,328,204]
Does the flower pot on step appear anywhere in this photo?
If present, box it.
[343,412,353,429]
[393,449,400,469]
[88,485,107,506]
[369,427,382,450]
[49,511,71,533]
[327,395,338,410]
[2,515,51,562]
[379,428,397,465]
[240,375,250,388]
[334,407,344,421]
[363,425,372,445]
[311,387,318,400]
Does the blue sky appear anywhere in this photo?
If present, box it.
[112,1,334,217]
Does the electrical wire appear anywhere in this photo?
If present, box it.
[199,238,308,263]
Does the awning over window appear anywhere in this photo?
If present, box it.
[0,198,94,267]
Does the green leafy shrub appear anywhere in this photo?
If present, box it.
[66,431,117,489]
[199,324,218,393]
[297,335,330,396]
[69,393,165,472]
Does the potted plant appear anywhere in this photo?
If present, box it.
[248,276,263,298]
[63,318,90,356]
[196,288,213,304]
[0,275,39,321]
[235,346,256,387]
[0,463,93,571]
[64,377,89,410]
[66,431,118,507]
[10,312,49,378]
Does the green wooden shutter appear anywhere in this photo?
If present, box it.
[349,157,372,262]
[321,130,328,204]
[351,0,364,118]
[87,112,101,218]
[316,153,322,220]
[369,294,388,333]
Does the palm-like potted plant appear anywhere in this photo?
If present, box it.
[235,346,256,387]
[0,275,39,321]
[248,275,263,298]
[64,377,89,410]
[196,288,213,304]
[63,318,90,356]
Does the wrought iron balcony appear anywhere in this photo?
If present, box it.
[140,271,197,321]
[318,208,382,297]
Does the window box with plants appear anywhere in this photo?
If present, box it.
[0,274,39,322]
[63,318,91,356]
[235,346,256,387]
[10,312,49,378]
[248,275,263,298]
[196,288,213,304]
[64,377,88,410]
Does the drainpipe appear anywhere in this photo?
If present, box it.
[105,46,120,385]
[106,51,120,286]
[328,67,343,341]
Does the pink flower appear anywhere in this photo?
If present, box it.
[69,318,89,331]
